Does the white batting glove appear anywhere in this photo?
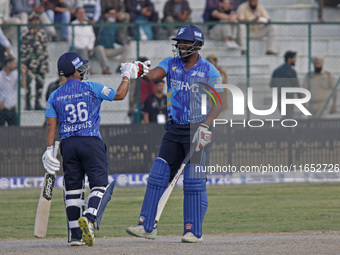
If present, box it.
[133,60,150,77]
[121,63,138,79]
[192,123,212,152]
[42,146,60,175]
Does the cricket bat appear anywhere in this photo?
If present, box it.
[154,144,195,228]
[34,141,60,238]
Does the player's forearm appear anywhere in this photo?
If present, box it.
[46,118,57,147]
[114,78,130,100]
[142,67,166,82]
[203,92,224,126]
[203,103,223,126]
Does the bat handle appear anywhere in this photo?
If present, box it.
[53,141,60,158]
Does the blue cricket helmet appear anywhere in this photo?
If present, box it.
[172,25,204,46]
[57,51,89,76]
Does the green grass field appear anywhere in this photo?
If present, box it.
[1,182,340,240]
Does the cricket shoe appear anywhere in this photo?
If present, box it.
[126,225,157,239]
[181,232,203,243]
[70,238,85,246]
[78,216,95,246]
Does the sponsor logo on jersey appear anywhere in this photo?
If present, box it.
[172,66,177,71]
[191,71,204,77]
[101,86,111,96]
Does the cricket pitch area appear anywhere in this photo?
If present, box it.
[1,231,340,255]
[1,183,340,254]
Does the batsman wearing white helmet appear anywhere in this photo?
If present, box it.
[126,25,224,243]
[42,51,144,246]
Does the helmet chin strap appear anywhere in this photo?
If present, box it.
[172,41,202,60]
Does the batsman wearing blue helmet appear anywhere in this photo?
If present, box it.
[126,25,224,243]
[42,51,142,246]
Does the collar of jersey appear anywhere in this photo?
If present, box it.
[179,54,202,72]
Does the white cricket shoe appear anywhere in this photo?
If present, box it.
[126,225,157,239]
[70,238,85,246]
[78,216,95,246]
[181,232,203,243]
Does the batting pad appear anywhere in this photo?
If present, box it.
[95,180,115,230]
[140,157,170,233]
[64,188,87,242]
[183,164,208,238]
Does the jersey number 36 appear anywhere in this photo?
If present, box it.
[65,102,89,123]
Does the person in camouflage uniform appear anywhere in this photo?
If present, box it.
[21,13,49,110]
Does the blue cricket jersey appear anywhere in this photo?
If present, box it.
[157,55,223,125]
[45,78,117,140]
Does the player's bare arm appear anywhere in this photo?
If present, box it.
[203,92,224,126]
[142,67,166,82]
[114,77,130,100]
[46,117,57,146]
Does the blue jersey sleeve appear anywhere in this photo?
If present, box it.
[45,90,58,118]
[206,62,223,93]
[86,81,117,101]
[157,57,172,74]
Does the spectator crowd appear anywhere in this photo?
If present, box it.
[0,0,339,124]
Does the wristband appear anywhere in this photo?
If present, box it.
[200,123,209,129]
[122,78,129,83]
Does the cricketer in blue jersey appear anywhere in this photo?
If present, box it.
[42,51,142,246]
[126,25,224,243]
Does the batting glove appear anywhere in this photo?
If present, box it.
[121,63,138,79]
[192,123,212,152]
[133,60,151,77]
[42,146,60,175]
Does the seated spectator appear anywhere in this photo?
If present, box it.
[203,0,219,21]
[94,7,131,74]
[64,0,84,21]
[0,0,21,39]
[208,0,239,49]
[69,7,96,72]
[0,57,27,126]
[43,0,71,41]
[21,13,49,111]
[101,0,130,41]
[303,56,337,118]
[81,0,101,23]
[162,0,192,37]
[124,0,159,40]
[11,0,57,40]
[70,7,109,74]
[237,0,276,55]
[143,80,167,124]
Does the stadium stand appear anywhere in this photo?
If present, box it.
[13,0,340,125]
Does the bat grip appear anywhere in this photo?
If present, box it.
[53,141,60,158]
